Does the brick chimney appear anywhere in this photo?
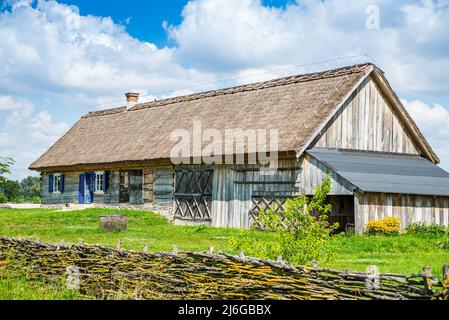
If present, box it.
[125,92,139,103]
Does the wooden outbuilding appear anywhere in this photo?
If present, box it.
[29,64,449,233]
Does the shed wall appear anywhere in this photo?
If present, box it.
[354,192,449,234]
[300,155,355,195]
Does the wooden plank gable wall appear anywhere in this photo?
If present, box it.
[313,76,419,155]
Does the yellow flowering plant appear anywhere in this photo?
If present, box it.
[366,217,401,236]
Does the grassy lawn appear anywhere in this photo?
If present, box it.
[328,234,449,275]
[0,208,274,253]
[0,275,81,300]
[0,208,448,276]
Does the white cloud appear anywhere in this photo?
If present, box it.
[0,95,32,111]
[0,0,217,180]
[0,95,69,180]
[0,0,215,97]
[403,99,449,171]
[168,0,449,95]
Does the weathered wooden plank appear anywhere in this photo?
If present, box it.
[312,78,419,155]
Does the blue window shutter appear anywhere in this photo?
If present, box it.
[60,174,65,193]
[103,172,107,192]
[49,174,54,193]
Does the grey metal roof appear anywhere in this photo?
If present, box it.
[307,148,449,196]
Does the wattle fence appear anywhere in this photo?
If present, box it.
[0,237,448,300]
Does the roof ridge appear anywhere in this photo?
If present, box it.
[82,63,374,119]
[82,106,127,119]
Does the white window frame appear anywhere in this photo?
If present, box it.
[53,173,61,194]
[94,171,105,194]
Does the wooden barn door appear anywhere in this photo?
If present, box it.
[174,166,213,222]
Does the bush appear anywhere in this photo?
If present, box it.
[366,217,401,236]
[406,222,447,235]
[230,176,340,265]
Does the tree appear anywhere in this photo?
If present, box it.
[0,179,21,203]
[0,156,14,184]
[20,176,41,200]
[0,157,14,203]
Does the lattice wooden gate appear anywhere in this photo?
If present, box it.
[249,194,356,232]
[249,195,289,229]
[174,166,213,221]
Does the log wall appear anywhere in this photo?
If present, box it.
[94,171,120,204]
[154,168,175,205]
[41,167,172,206]
[41,172,79,204]
[143,169,154,203]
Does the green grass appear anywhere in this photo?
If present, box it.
[0,275,80,300]
[0,207,448,279]
[0,208,274,253]
[329,234,449,275]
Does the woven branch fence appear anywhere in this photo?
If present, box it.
[0,237,448,300]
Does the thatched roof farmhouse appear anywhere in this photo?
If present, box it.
[30,64,449,233]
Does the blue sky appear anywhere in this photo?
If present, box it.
[57,0,188,46]
[1,0,449,179]
[56,0,294,46]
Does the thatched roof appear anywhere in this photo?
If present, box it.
[29,63,437,171]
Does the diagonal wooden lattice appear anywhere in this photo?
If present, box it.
[174,166,213,221]
[249,196,289,229]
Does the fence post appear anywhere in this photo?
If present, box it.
[209,247,215,255]
[173,245,179,255]
[422,266,433,294]
[57,240,65,250]
[366,265,380,290]
[443,265,449,298]
[143,245,149,254]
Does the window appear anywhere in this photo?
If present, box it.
[53,173,61,193]
[95,171,105,193]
